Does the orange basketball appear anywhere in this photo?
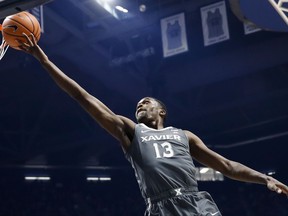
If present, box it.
[1,11,41,50]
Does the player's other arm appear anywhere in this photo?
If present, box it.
[184,130,288,196]
[19,34,135,149]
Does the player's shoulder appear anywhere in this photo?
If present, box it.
[118,115,136,132]
[182,129,199,140]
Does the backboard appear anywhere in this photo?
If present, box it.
[0,0,53,19]
[229,0,288,32]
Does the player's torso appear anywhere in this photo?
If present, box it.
[126,123,198,197]
[134,124,189,167]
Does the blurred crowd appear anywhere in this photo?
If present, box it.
[0,170,287,216]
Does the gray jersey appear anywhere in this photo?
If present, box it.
[125,123,198,200]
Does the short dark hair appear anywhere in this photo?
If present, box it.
[151,97,168,121]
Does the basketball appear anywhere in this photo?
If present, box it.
[1,11,41,50]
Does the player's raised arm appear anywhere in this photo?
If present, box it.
[18,33,135,149]
[185,130,288,196]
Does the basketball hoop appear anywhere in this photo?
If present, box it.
[0,24,10,60]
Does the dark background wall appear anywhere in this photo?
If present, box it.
[0,0,288,215]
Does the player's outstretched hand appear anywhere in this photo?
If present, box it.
[17,33,48,63]
[266,176,288,196]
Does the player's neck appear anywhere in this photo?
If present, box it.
[144,120,164,130]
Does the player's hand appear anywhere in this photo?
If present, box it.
[266,176,288,196]
[17,33,48,63]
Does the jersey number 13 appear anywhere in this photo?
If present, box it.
[153,142,174,158]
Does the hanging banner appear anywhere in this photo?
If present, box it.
[161,12,188,58]
[201,1,229,46]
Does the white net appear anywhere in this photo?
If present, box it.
[269,0,288,25]
[0,36,9,60]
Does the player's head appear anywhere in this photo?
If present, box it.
[135,97,167,124]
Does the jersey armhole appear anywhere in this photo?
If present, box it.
[123,124,140,155]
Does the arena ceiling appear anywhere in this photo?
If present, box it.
[0,0,287,178]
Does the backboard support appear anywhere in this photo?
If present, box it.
[229,0,288,32]
[0,0,53,19]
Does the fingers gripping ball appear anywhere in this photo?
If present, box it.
[1,11,41,50]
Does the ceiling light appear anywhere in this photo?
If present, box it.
[25,176,50,181]
[115,5,128,13]
[199,167,210,174]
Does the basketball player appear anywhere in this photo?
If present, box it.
[18,34,288,216]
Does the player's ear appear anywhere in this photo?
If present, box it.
[159,109,166,118]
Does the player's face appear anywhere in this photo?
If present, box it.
[135,97,161,123]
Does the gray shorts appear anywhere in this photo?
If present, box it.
[145,190,222,216]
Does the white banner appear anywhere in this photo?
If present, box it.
[201,1,229,46]
[161,12,188,58]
